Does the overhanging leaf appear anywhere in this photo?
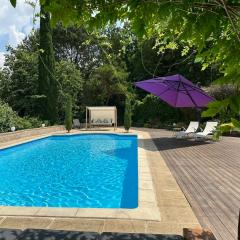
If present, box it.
[220,122,234,131]
[229,96,240,115]
[10,0,16,7]
[40,0,46,5]
[201,107,220,118]
[231,118,240,129]
[201,99,230,118]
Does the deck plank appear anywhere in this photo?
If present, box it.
[147,129,240,240]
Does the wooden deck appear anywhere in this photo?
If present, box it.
[145,129,240,240]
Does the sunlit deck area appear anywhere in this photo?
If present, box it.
[144,128,240,240]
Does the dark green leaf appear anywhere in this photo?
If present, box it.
[229,96,240,115]
[10,0,16,8]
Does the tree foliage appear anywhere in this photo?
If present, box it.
[38,3,58,124]
[52,25,101,78]
[0,22,228,130]
[0,46,38,117]
[52,24,133,78]
[55,60,83,120]
[0,38,83,122]
[9,1,240,85]
[208,84,239,101]
[83,64,129,106]
[27,0,239,133]
[127,38,218,85]
[133,95,185,128]
[6,0,240,132]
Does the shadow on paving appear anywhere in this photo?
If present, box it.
[0,228,183,240]
[139,138,212,151]
[0,229,22,240]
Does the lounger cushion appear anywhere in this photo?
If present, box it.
[95,119,102,123]
[195,132,211,138]
[103,118,109,123]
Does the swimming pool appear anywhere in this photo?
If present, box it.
[0,134,138,208]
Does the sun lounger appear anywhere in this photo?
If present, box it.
[175,121,199,139]
[194,121,218,140]
[73,119,81,129]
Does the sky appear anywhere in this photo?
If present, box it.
[0,0,39,67]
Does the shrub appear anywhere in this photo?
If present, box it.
[25,117,45,128]
[124,97,132,132]
[0,101,43,132]
[208,84,238,101]
[133,95,185,128]
[65,95,73,133]
[0,101,24,132]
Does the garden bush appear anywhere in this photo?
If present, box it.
[208,84,239,101]
[133,95,185,128]
[0,101,42,132]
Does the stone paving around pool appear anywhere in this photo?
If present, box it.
[0,127,200,235]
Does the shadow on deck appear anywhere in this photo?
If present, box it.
[142,128,240,240]
[139,137,211,151]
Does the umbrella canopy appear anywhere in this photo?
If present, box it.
[135,74,214,108]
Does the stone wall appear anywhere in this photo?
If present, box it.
[0,126,65,144]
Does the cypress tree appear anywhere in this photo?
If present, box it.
[124,96,132,132]
[65,95,73,133]
[38,2,58,124]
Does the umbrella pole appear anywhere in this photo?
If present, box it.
[181,83,202,122]
[196,108,201,122]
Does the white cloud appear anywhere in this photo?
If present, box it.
[0,52,5,68]
[0,0,39,51]
[8,25,26,46]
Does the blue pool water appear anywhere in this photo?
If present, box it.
[0,134,138,208]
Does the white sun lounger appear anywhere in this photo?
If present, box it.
[175,121,199,139]
[194,121,218,140]
[73,119,81,129]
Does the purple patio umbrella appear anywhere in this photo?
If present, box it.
[135,74,214,108]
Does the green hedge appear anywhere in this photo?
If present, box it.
[133,95,186,128]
